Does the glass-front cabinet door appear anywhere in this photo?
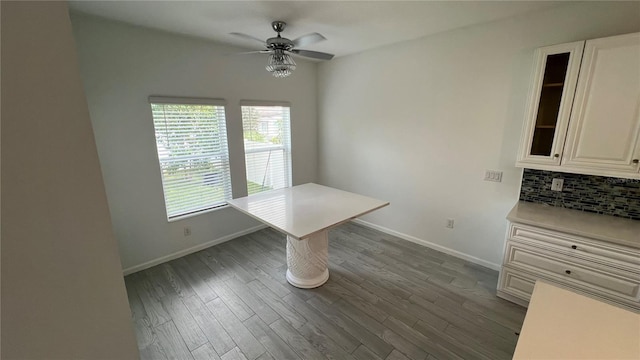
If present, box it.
[517,41,584,166]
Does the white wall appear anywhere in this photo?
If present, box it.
[1,2,139,358]
[70,14,318,272]
[318,2,640,269]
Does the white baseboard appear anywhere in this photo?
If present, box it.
[351,219,501,271]
[122,220,500,276]
[122,224,268,275]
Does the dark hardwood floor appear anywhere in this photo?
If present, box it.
[125,222,527,360]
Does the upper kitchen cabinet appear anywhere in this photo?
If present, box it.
[517,41,584,166]
[562,33,640,175]
[517,33,640,179]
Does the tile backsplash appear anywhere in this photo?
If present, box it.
[519,169,640,220]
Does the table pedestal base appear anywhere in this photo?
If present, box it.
[285,231,329,288]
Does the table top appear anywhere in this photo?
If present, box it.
[513,281,640,360]
[227,183,389,239]
[507,201,640,249]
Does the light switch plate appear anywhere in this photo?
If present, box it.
[484,170,503,182]
[446,218,454,229]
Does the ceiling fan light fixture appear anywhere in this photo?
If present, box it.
[266,49,296,78]
[232,20,333,78]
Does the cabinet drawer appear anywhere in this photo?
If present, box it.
[505,241,640,301]
[509,223,640,273]
[499,267,537,300]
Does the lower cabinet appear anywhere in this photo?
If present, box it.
[497,223,640,312]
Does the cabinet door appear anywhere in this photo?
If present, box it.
[517,41,584,167]
[562,33,640,174]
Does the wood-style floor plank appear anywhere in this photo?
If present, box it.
[384,316,463,360]
[125,223,526,360]
[386,349,411,360]
[243,315,301,360]
[133,275,171,328]
[160,263,197,298]
[182,295,236,356]
[412,320,509,360]
[256,263,317,301]
[221,347,249,360]
[225,277,281,325]
[228,236,284,269]
[353,344,384,360]
[269,318,325,360]
[222,247,291,298]
[306,296,394,359]
[172,257,219,303]
[154,321,194,360]
[134,317,168,360]
[296,322,357,360]
[408,294,519,352]
[209,280,255,322]
[124,274,148,322]
[378,328,429,360]
[192,343,222,360]
[443,324,515,359]
[322,281,389,323]
[246,281,307,330]
[206,298,266,360]
[159,294,208,351]
[282,292,361,353]
[197,249,233,281]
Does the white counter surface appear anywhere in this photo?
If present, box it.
[227,183,389,240]
[508,201,640,249]
[513,281,640,359]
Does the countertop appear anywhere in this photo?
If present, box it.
[507,201,640,249]
[513,281,640,359]
[227,183,389,239]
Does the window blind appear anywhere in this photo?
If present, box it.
[150,98,232,219]
[240,104,292,195]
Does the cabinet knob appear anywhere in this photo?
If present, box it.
[554,154,560,158]
[565,270,572,275]
[571,245,577,249]
[633,159,639,164]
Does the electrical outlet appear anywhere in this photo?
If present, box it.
[446,218,454,229]
[184,226,191,236]
[484,170,503,183]
[551,178,564,192]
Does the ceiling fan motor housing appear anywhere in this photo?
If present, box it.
[266,37,294,50]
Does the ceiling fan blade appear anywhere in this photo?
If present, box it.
[234,50,272,55]
[292,33,326,48]
[289,49,334,61]
[230,32,266,47]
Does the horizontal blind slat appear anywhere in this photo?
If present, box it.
[149,96,226,106]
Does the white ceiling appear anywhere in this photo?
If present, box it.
[69,1,570,58]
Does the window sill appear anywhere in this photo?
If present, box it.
[167,203,229,222]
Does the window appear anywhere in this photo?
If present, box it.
[241,102,292,195]
[149,97,232,219]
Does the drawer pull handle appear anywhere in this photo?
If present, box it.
[571,245,577,249]
[565,270,572,275]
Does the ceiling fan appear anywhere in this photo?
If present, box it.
[231,21,334,78]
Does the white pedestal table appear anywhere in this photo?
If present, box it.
[227,183,389,288]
